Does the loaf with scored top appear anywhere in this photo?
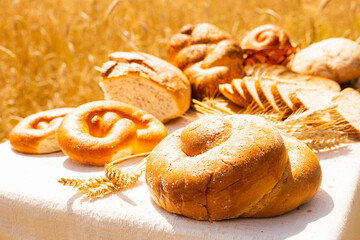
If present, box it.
[100,52,191,123]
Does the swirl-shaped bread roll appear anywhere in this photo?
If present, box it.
[146,115,322,221]
[241,24,296,65]
[9,108,74,154]
[167,23,245,99]
[241,24,292,49]
[57,100,168,166]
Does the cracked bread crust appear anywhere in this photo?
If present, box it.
[145,115,292,221]
[240,135,322,217]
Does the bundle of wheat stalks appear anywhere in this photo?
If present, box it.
[193,97,353,152]
[58,152,149,198]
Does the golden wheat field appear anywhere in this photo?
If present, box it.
[0,0,359,142]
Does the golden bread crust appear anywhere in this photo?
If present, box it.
[57,100,168,166]
[241,135,322,217]
[145,115,322,221]
[241,24,297,65]
[100,52,191,122]
[9,108,74,154]
[241,24,292,49]
[167,23,245,99]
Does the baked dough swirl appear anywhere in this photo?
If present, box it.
[241,24,292,49]
[167,23,245,99]
[241,24,296,65]
[146,115,322,221]
[9,108,74,154]
[57,100,168,166]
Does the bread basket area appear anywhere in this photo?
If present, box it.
[1,9,360,240]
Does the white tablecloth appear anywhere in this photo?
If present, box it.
[0,117,359,240]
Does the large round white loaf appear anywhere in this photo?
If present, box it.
[100,52,191,122]
[290,38,360,83]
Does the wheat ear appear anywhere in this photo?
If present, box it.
[303,131,349,152]
[193,98,351,152]
[58,152,150,198]
[275,106,352,151]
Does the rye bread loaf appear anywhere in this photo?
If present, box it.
[225,77,268,110]
[247,65,340,112]
[245,63,290,77]
[271,80,342,114]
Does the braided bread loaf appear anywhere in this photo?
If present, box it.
[146,115,322,221]
[167,23,245,99]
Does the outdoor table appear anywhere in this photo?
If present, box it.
[0,117,359,240]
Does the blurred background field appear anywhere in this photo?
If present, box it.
[0,0,359,142]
